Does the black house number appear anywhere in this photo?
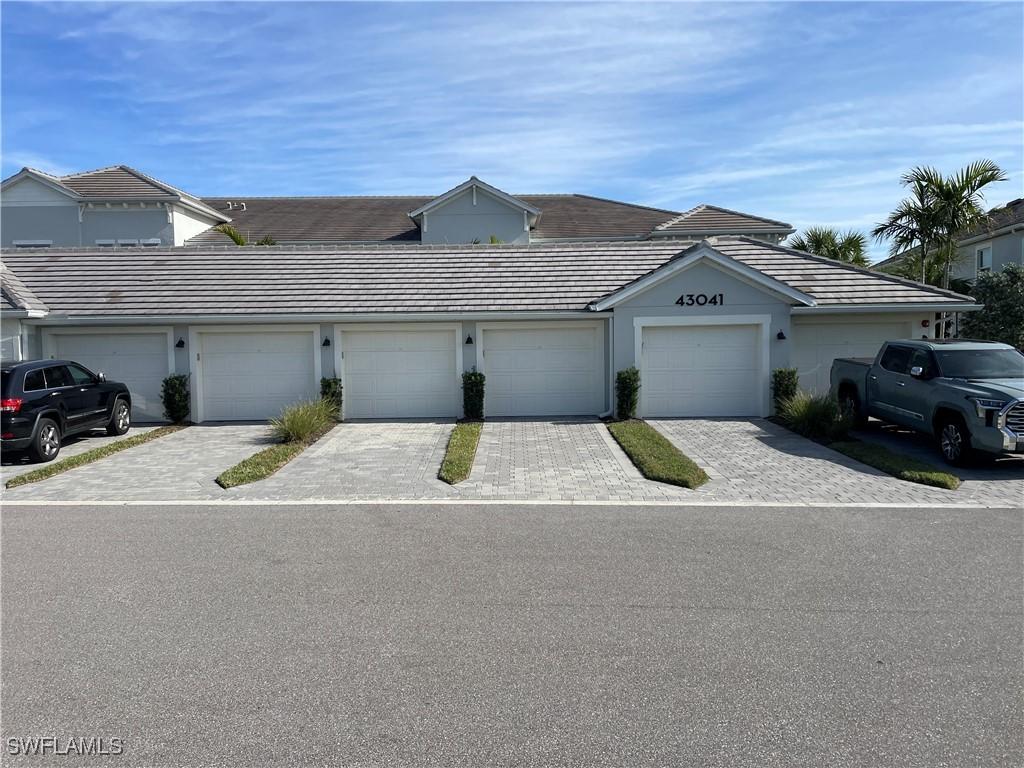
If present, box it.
[675,293,724,307]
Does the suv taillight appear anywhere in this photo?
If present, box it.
[0,398,23,413]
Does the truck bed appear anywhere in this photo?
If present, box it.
[833,357,874,367]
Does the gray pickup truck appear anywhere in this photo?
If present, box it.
[831,339,1024,464]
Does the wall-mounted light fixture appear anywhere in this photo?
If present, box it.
[175,337,185,348]
[465,335,474,345]
[921,319,930,328]
[776,330,787,340]
[322,337,331,347]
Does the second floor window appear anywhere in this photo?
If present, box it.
[976,245,992,273]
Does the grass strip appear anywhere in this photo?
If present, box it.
[438,421,483,485]
[216,424,335,489]
[607,420,709,489]
[829,440,961,490]
[5,425,185,489]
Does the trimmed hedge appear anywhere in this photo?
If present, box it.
[320,377,343,421]
[616,367,641,420]
[463,369,485,420]
[161,374,191,424]
[771,368,799,413]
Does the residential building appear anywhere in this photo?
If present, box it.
[952,197,1024,282]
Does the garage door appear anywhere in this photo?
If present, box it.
[200,330,316,421]
[342,328,458,418]
[482,325,603,416]
[50,331,170,422]
[641,324,761,417]
[791,320,911,394]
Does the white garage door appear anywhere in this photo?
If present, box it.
[200,330,316,421]
[642,324,762,417]
[482,325,603,416]
[791,320,911,394]
[51,331,170,422]
[342,328,458,418]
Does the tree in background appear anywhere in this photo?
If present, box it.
[212,225,277,246]
[787,227,869,267]
[872,160,1007,289]
[960,264,1024,349]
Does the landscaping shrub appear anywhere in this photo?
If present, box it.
[779,391,851,442]
[160,374,191,424]
[320,377,343,421]
[771,368,799,412]
[270,399,337,444]
[615,367,641,420]
[463,369,485,420]
[438,422,483,485]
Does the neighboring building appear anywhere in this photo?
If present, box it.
[951,197,1024,282]
[2,168,796,247]
[1,237,976,422]
[0,166,228,248]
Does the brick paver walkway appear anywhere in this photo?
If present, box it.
[1,426,157,484]
[651,419,1022,507]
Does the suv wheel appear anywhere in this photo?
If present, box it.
[107,398,131,436]
[938,416,971,466]
[29,418,62,463]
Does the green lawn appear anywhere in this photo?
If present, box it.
[607,420,708,489]
[5,425,185,489]
[829,440,961,490]
[438,421,483,485]
[216,423,335,489]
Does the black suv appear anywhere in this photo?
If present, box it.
[1,360,132,463]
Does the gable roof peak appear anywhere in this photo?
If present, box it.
[653,204,794,235]
[407,176,542,220]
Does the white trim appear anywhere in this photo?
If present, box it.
[633,314,772,418]
[26,311,604,327]
[0,169,79,200]
[332,322,463,420]
[188,324,321,424]
[589,244,816,311]
[476,319,606,416]
[12,240,53,248]
[959,223,1024,247]
[408,177,541,220]
[791,303,982,315]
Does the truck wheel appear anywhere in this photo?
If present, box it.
[937,416,972,466]
[28,418,62,463]
[838,390,867,429]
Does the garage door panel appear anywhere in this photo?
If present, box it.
[52,332,169,422]
[342,329,458,419]
[792,321,908,394]
[200,331,315,421]
[482,326,603,417]
[641,325,761,417]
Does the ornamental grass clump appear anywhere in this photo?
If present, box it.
[778,391,851,442]
[270,399,337,444]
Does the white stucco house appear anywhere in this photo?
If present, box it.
[1,168,979,423]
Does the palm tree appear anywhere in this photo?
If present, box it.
[787,226,869,267]
[872,160,1007,288]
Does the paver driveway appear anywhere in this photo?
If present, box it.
[651,419,1022,507]
[1,425,157,484]
[1,424,271,501]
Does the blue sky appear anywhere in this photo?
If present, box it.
[2,1,1022,257]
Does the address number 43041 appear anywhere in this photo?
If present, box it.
[675,293,724,306]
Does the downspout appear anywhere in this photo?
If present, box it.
[598,312,614,419]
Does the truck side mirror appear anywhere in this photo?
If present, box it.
[909,366,924,378]
[97,372,106,382]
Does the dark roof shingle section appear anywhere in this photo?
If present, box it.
[58,166,174,199]
[959,197,1024,241]
[187,195,680,244]
[1,262,47,313]
[0,238,972,318]
[654,204,794,235]
[707,237,974,306]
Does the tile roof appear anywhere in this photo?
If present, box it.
[959,197,1024,242]
[704,237,974,306]
[187,195,681,244]
[0,238,972,318]
[1,261,47,313]
[653,204,794,236]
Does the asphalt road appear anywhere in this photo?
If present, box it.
[2,502,1021,767]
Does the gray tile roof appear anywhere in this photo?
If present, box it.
[188,195,681,244]
[0,238,973,318]
[653,204,794,236]
[959,197,1024,242]
[704,237,974,305]
[1,262,47,313]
